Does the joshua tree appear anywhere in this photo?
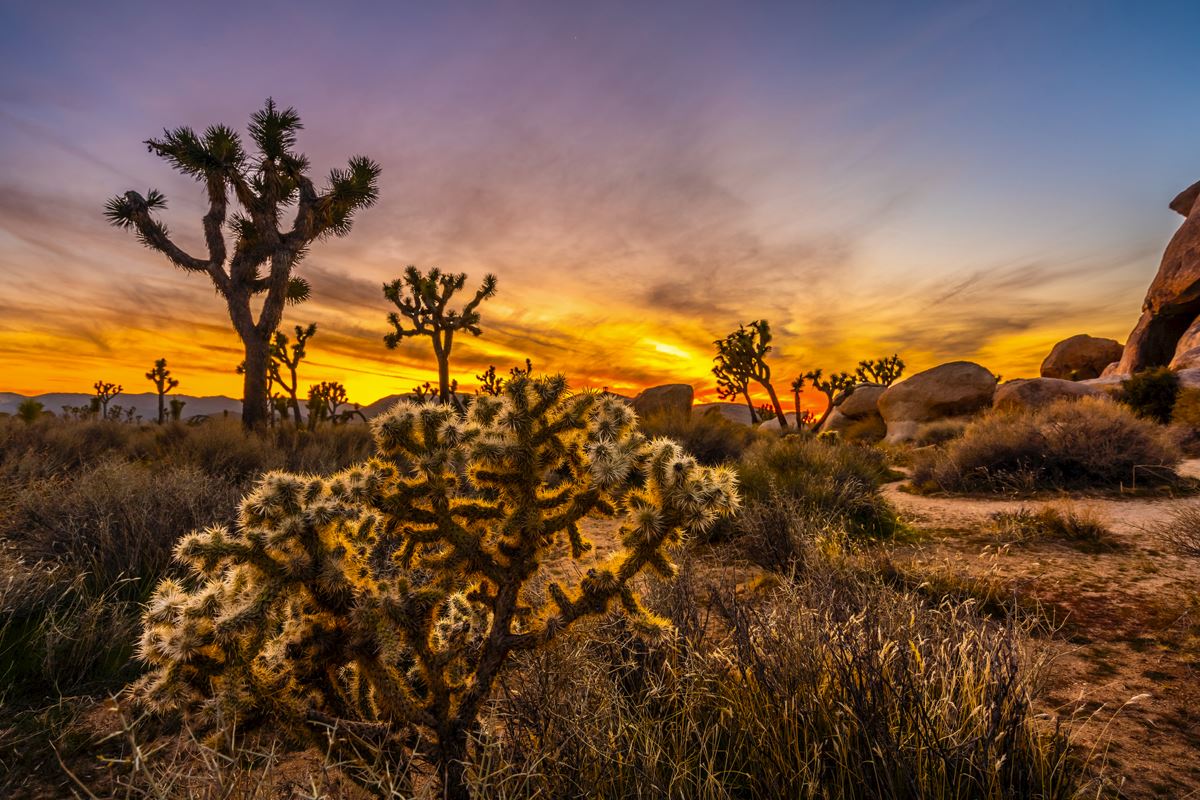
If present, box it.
[169,397,187,422]
[134,375,738,800]
[145,358,180,424]
[93,381,123,418]
[713,320,787,428]
[856,354,905,386]
[383,267,498,406]
[104,99,380,430]
[790,375,805,423]
[802,369,858,430]
[270,323,317,425]
[305,380,348,430]
[713,349,757,422]
[476,358,533,396]
[17,399,43,424]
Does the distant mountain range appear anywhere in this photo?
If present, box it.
[2,391,753,423]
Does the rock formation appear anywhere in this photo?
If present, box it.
[631,383,694,419]
[1039,335,1122,380]
[1110,180,1200,375]
[993,377,1103,412]
[878,361,996,443]
[819,383,886,434]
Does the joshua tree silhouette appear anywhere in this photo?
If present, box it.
[104,99,380,429]
[145,358,179,424]
[384,267,497,407]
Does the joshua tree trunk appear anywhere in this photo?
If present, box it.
[240,329,273,431]
[765,384,788,429]
[793,387,802,422]
[741,389,757,423]
[157,393,166,425]
[813,393,835,432]
[433,331,454,404]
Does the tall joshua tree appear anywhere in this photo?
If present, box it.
[145,358,179,424]
[383,267,497,405]
[713,320,788,428]
[104,99,380,429]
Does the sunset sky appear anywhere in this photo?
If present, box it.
[3,1,1200,407]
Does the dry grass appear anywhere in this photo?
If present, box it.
[991,506,1120,553]
[1157,502,1200,556]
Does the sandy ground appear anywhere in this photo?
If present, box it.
[883,463,1200,799]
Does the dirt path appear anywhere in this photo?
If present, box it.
[883,464,1200,799]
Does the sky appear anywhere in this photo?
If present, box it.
[2,1,1200,409]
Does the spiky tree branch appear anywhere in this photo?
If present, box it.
[855,354,905,386]
[104,99,379,429]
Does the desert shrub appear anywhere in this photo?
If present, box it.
[0,550,142,696]
[913,417,970,446]
[132,377,737,799]
[733,493,823,574]
[3,460,240,596]
[1120,366,1180,424]
[638,408,758,465]
[842,414,886,443]
[910,397,1181,494]
[1158,503,1200,556]
[737,435,901,539]
[1170,387,1200,427]
[992,505,1119,552]
[477,568,1087,799]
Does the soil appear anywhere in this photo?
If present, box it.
[882,462,1200,799]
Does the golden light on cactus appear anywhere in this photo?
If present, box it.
[132,374,738,799]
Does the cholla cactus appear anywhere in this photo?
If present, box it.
[133,374,738,799]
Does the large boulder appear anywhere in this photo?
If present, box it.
[1112,180,1200,374]
[837,383,886,419]
[1040,334,1123,380]
[819,383,885,435]
[1079,375,1127,395]
[878,361,997,443]
[631,384,693,419]
[993,377,1103,412]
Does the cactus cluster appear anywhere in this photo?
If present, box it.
[134,374,738,798]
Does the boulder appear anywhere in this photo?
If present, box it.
[1079,375,1127,395]
[1039,334,1123,380]
[1177,369,1200,390]
[694,402,754,425]
[757,412,798,431]
[836,383,886,419]
[993,378,1103,412]
[819,407,853,434]
[878,361,997,443]
[1112,180,1200,374]
[1172,346,1200,371]
[631,384,693,419]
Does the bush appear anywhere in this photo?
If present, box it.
[476,567,1088,799]
[913,417,970,446]
[842,414,886,443]
[737,435,901,539]
[911,397,1181,494]
[1158,503,1200,556]
[132,377,738,799]
[991,505,1119,552]
[1120,366,1180,424]
[638,408,758,465]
